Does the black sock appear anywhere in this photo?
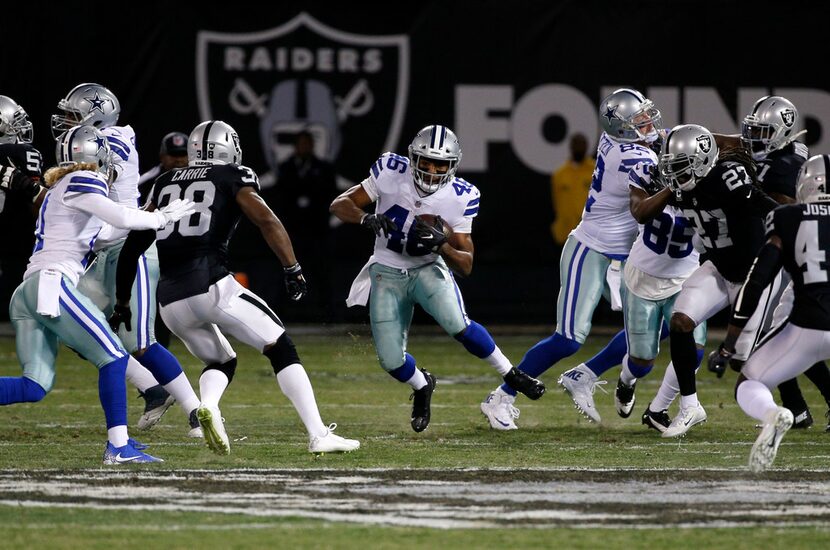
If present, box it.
[670,330,698,396]
[804,361,830,404]
[778,377,808,412]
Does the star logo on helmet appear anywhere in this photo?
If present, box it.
[84,92,108,114]
[603,105,620,123]
[89,135,107,152]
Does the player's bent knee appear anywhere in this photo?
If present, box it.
[202,357,238,384]
[734,373,747,399]
[263,334,301,375]
[22,377,48,402]
[670,313,695,333]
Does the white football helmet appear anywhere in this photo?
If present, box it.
[599,88,662,143]
[55,125,114,178]
[51,83,121,139]
[658,124,719,192]
[796,154,830,203]
[407,124,462,194]
[0,95,33,144]
[741,96,802,160]
[188,120,241,166]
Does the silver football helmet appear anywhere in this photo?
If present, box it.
[796,154,830,203]
[741,96,802,160]
[599,88,662,143]
[0,95,33,144]
[658,124,719,191]
[407,125,462,194]
[51,83,121,138]
[188,120,242,166]
[55,125,114,178]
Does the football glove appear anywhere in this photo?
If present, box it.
[155,198,196,228]
[642,165,668,196]
[0,165,43,202]
[283,263,308,301]
[707,343,735,379]
[361,213,397,237]
[108,303,132,332]
[411,215,448,252]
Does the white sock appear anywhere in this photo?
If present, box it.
[108,425,129,448]
[680,392,700,410]
[495,386,513,398]
[484,346,512,376]
[276,363,327,438]
[199,369,229,408]
[651,361,680,411]
[736,379,778,422]
[405,367,427,390]
[620,354,637,386]
[125,359,159,393]
[163,372,201,416]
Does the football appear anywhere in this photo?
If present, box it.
[415,214,453,238]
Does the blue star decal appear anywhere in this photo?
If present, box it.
[89,135,107,152]
[84,92,107,114]
[602,105,619,123]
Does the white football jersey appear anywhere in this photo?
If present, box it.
[95,124,140,249]
[571,132,657,256]
[361,152,479,270]
[24,170,110,285]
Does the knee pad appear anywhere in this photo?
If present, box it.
[264,334,301,375]
[389,353,416,382]
[454,321,496,359]
[549,332,581,357]
[202,357,238,383]
[625,356,654,379]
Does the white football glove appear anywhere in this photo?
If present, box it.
[154,198,196,228]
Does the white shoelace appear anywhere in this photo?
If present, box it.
[589,380,609,395]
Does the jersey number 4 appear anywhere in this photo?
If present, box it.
[795,220,829,283]
[155,181,216,240]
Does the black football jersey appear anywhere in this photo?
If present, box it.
[670,161,778,283]
[0,143,42,258]
[0,143,43,178]
[768,203,830,330]
[150,163,260,305]
[756,142,809,200]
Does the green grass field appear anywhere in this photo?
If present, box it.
[1,329,829,548]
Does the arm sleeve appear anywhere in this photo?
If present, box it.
[115,229,156,302]
[730,241,783,328]
[64,192,164,230]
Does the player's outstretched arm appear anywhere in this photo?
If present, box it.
[629,185,672,223]
[330,184,397,236]
[236,187,298,268]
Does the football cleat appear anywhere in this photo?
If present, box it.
[103,441,163,464]
[480,391,520,430]
[791,407,813,429]
[309,423,360,454]
[614,378,636,418]
[503,367,546,400]
[410,369,436,433]
[187,408,203,438]
[127,438,148,451]
[662,403,707,438]
[197,404,230,455]
[558,364,606,423]
[749,406,794,473]
[137,385,176,430]
[641,404,671,433]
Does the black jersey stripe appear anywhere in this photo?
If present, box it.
[201,120,215,162]
[239,292,284,327]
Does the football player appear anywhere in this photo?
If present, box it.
[709,154,830,470]
[113,120,359,455]
[52,83,201,436]
[478,89,662,428]
[639,124,781,437]
[331,124,545,432]
[0,125,194,463]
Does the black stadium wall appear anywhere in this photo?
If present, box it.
[2,1,827,324]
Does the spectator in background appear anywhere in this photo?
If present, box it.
[550,133,594,247]
[261,130,337,317]
[137,132,189,206]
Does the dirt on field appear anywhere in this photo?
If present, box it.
[2,468,829,529]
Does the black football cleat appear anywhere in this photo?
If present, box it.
[614,378,636,418]
[641,404,671,433]
[410,369,436,433]
[791,407,814,429]
[503,367,546,400]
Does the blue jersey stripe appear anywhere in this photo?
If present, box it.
[66,185,107,196]
[108,142,129,161]
[69,175,107,188]
[106,135,131,154]
[464,207,479,216]
[466,197,480,207]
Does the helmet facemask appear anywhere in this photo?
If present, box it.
[407,125,462,195]
[409,154,457,195]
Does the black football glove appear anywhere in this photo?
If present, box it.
[108,303,132,332]
[411,215,448,253]
[361,213,397,237]
[707,343,735,379]
[0,166,42,202]
[283,263,308,301]
[641,165,668,196]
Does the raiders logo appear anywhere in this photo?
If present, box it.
[780,108,795,127]
[196,12,409,189]
[696,134,712,153]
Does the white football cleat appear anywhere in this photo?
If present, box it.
[309,423,360,454]
[662,403,707,438]
[558,364,606,423]
[197,404,230,455]
[480,391,520,430]
[749,407,793,473]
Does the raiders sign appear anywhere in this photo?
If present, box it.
[196,12,409,189]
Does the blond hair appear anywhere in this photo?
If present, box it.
[43,162,101,187]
